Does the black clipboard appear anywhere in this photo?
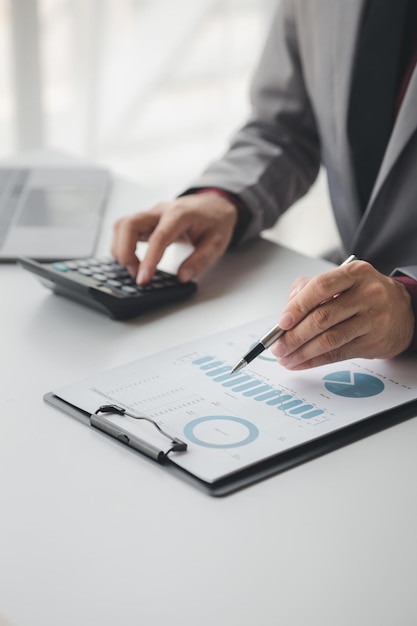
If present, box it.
[44,391,417,497]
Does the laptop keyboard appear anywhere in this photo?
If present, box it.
[0,168,30,247]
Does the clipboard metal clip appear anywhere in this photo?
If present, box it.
[91,404,187,463]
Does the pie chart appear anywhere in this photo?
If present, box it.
[323,371,384,398]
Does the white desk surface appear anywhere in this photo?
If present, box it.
[1,171,417,626]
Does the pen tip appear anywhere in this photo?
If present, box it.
[230,359,246,375]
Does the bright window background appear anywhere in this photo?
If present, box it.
[0,0,337,256]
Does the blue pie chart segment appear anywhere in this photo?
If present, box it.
[323,371,384,398]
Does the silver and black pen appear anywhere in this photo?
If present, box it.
[230,254,357,374]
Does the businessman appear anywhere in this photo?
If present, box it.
[111,0,417,369]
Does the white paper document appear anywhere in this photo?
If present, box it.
[53,316,417,483]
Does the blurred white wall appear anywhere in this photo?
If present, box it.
[0,0,339,256]
[1,1,274,186]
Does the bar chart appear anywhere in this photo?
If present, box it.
[192,355,325,419]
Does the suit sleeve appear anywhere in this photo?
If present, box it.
[184,0,321,243]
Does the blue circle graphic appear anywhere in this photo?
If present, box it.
[323,371,384,398]
[184,415,259,449]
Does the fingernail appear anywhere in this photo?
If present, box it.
[278,311,294,329]
[180,268,194,282]
[137,267,149,284]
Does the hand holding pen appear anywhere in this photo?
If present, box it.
[231,253,414,372]
[231,255,356,373]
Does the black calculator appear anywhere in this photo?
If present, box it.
[18,256,197,320]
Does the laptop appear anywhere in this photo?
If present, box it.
[0,165,110,261]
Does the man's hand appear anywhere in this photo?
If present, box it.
[111,192,238,284]
[270,260,415,369]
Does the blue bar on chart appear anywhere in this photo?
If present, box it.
[243,384,272,397]
[192,355,325,420]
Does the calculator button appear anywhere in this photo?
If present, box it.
[78,268,93,276]
[98,264,114,272]
[115,269,131,278]
[52,262,69,272]
[121,285,138,294]
[92,273,107,281]
[106,279,123,287]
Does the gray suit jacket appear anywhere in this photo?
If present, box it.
[189,0,417,280]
